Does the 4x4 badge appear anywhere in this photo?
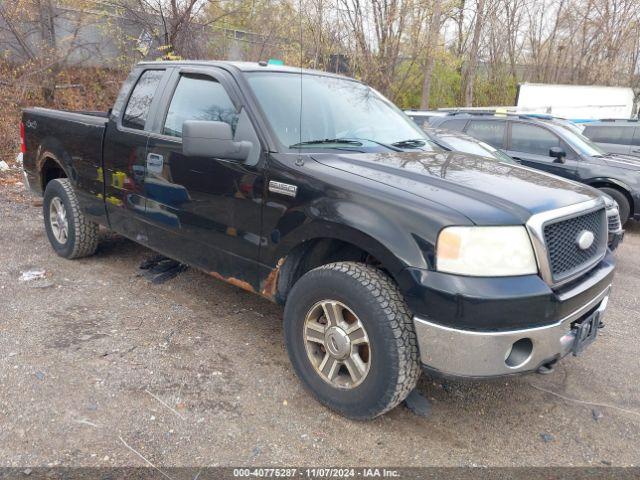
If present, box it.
[268,181,298,197]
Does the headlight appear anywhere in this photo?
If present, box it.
[436,226,537,276]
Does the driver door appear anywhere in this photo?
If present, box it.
[143,67,264,287]
[505,121,579,181]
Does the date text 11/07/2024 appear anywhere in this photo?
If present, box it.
[232,468,400,478]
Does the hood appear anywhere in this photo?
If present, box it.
[598,153,640,171]
[312,151,599,225]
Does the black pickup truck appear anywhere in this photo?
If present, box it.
[22,61,615,419]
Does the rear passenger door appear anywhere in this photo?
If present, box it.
[143,67,264,286]
[505,122,578,180]
[103,67,170,243]
[582,125,634,155]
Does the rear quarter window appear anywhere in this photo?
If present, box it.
[438,118,468,131]
[466,120,506,148]
[583,125,634,145]
[122,70,165,130]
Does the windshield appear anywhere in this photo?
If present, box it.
[441,136,514,163]
[555,118,585,135]
[554,124,606,156]
[246,72,434,151]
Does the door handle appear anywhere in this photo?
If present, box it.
[146,153,164,173]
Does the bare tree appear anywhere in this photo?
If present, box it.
[111,0,243,58]
[452,0,467,57]
[503,0,526,81]
[339,0,423,99]
[521,0,640,87]
[300,0,345,70]
[460,0,485,106]
[0,0,98,103]
[420,0,442,109]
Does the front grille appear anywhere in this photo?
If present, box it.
[607,209,622,232]
[543,208,607,283]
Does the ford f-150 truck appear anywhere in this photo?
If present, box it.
[21,61,615,419]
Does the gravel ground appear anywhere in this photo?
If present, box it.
[0,182,639,468]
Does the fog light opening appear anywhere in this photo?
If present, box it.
[505,338,533,368]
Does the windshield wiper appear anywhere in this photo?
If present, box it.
[290,137,405,152]
[290,138,363,148]
[391,139,427,148]
[346,138,404,152]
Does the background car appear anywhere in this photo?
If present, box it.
[581,119,640,157]
[420,125,624,250]
[405,110,449,129]
[421,127,515,163]
[429,112,640,224]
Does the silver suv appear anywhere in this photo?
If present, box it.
[582,119,640,157]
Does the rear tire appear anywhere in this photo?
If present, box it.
[43,178,99,259]
[599,187,630,225]
[283,262,420,420]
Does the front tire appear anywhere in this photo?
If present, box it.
[284,262,420,419]
[43,178,99,259]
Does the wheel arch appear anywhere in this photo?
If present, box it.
[268,221,421,304]
[36,139,71,192]
[586,177,634,213]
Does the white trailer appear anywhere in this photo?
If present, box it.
[515,83,635,120]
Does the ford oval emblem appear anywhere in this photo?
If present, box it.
[577,230,595,250]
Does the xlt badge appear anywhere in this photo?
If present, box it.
[269,180,298,197]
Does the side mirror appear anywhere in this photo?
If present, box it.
[549,147,566,163]
[182,120,251,161]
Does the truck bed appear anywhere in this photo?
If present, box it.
[22,107,109,224]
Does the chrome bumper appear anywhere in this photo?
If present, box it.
[414,285,610,378]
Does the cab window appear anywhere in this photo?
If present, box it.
[163,75,238,138]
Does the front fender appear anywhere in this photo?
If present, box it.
[585,176,633,193]
[273,198,435,276]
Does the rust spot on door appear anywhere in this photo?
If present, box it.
[261,257,285,299]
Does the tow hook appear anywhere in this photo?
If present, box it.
[536,360,557,375]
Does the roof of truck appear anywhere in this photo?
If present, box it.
[136,60,354,81]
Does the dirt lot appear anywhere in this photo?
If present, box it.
[1,182,639,468]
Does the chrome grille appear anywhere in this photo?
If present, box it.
[543,208,607,283]
[607,209,622,232]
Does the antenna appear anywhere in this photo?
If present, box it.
[298,0,303,155]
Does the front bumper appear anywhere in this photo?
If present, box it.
[606,205,624,251]
[608,230,624,251]
[414,285,610,377]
